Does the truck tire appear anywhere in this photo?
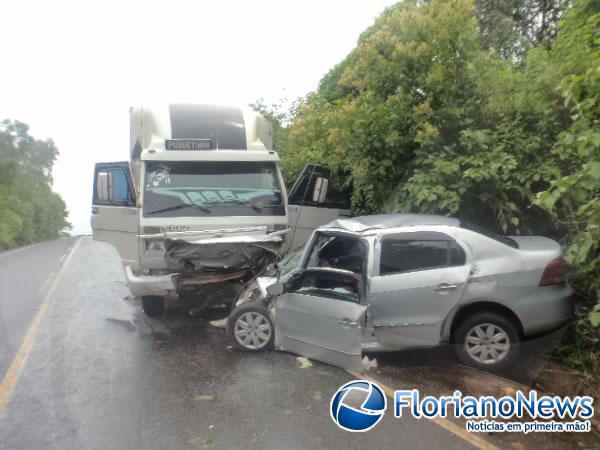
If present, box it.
[227,304,274,352]
[141,296,165,317]
[454,312,519,372]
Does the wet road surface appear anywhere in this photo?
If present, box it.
[0,239,75,377]
[0,237,478,449]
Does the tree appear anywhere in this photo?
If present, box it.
[278,0,599,373]
[476,0,568,58]
[535,0,600,323]
[0,120,70,249]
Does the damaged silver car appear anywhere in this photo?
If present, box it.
[226,214,574,372]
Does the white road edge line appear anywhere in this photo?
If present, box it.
[0,242,43,260]
[0,237,82,415]
[347,370,501,450]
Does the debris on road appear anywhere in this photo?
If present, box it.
[194,394,215,401]
[208,318,228,329]
[296,356,312,369]
[362,355,378,371]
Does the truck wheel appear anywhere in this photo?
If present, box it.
[227,304,274,352]
[141,296,165,317]
[454,312,519,372]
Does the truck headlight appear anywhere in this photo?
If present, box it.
[268,224,288,233]
[146,240,165,251]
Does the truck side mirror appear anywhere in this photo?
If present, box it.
[312,176,328,203]
[96,172,111,202]
[266,283,284,297]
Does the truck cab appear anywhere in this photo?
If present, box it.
[91,104,349,315]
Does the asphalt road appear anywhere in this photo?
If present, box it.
[0,237,478,450]
[0,238,75,377]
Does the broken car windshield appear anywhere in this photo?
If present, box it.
[278,248,303,276]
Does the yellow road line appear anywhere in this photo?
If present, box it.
[0,238,81,415]
[348,370,501,450]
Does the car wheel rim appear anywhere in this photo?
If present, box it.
[234,311,272,350]
[465,323,510,365]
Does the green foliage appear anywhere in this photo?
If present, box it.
[275,0,600,373]
[476,0,568,58]
[0,120,70,249]
[534,0,600,317]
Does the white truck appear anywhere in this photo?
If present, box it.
[91,104,349,316]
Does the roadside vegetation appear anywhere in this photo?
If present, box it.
[257,0,599,377]
[0,120,70,249]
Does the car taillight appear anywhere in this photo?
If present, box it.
[539,258,567,286]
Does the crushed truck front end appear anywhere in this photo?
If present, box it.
[131,147,290,307]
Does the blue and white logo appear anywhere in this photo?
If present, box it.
[330,380,387,432]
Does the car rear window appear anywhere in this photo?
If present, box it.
[459,221,519,248]
[379,233,466,275]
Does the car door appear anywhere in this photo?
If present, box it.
[273,268,366,371]
[368,231,471,348]
[287,165,351,250]
[91,162,139,267]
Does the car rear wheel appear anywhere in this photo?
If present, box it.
[141,295,165,317]
[227,304,274,352]
[454,312,519,372]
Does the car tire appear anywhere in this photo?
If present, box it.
[141,296,165,317]
[454,312,519,372]
[227,304,274,352]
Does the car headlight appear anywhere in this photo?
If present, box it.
[235,280,262,307]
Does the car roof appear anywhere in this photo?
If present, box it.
[320,214,460,234]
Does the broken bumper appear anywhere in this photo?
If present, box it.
[124,265,177,297]
[163,231,286,273]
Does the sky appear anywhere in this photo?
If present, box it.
[0,0,396,234]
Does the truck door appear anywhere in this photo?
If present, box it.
[287,165,351,249]
[91,162,139,267]
[273,268,366,371]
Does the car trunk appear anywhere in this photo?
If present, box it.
[509,236,562,260]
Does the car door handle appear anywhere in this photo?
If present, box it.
[339,318,359,327]
[435,284,457,292]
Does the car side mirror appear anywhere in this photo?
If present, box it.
[266,282,284,297]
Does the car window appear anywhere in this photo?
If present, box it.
[379,233,466,275]
[305,233,365,274]
[279,248,303,276]
[289,271,360,304]
[449,240,466,266]
[460,220,518,248]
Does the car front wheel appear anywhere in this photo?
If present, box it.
[227,304,274,352]
[454,312,519,372]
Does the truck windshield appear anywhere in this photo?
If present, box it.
[143,161,285,217]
